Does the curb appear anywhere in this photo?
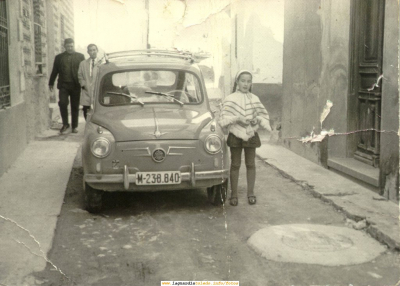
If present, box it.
[257,155,400,251]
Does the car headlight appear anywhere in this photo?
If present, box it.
[204,134,222,154]
[91,138,111,158]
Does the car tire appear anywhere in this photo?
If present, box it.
[84,182,104,213]
[207,179,228,206]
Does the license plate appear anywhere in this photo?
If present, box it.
[136,171,181,185]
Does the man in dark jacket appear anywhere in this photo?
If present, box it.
[49,38,85,134]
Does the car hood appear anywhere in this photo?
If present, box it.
[91,106,213,141]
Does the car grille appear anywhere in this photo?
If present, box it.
[116,141,198,163]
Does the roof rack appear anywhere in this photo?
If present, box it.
[105,49,196,63]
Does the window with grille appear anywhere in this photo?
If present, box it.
[0,0,10,109]
[33,0,43,75]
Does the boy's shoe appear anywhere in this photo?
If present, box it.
[71,128,78,134]
[60,124,70,134]
[248,195,257,205]
[229,197,238,206]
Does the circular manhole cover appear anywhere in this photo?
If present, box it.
[247,224,386,266]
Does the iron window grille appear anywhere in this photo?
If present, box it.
[33,0,43,75]
[0,0,10,109]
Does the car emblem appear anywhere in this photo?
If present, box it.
[152,148,166,162]
[112,160,120,169]
[148,111,167,138]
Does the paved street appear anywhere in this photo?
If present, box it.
[25,147,399,286]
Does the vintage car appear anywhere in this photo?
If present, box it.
[82,50,229,212]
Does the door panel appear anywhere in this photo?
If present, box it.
[364,0,381,61]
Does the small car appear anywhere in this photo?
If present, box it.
[82,50,229,212]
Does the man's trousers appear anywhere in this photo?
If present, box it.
[58,86,81,129]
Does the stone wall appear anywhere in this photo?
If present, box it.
[0,103,27,176]
[282,0,351,165]
[380,0,399,201]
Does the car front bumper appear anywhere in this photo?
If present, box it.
[84,164,229,192]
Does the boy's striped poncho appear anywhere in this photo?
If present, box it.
[219,91,271,141]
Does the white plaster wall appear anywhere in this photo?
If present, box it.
[73,0,284,94]
[149,0,231,92]
[231,0,283,85]
[73,0,148,53]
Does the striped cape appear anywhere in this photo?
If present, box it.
[219,91,271,141]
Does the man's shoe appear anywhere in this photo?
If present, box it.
[60,124,70,134]
[71,128,78,134]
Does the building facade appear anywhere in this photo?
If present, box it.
[0,0,74,177]
[282,0,399,201]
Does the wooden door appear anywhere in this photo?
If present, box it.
[351,0,385,167]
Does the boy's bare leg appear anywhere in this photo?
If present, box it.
[229,147,242,205]
[245,147,256,204]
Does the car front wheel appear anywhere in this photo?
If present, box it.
[207,179,228,206]
[84,182,104,213]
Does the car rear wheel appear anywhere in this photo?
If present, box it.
[207,179,228,206]
[84,182,104,213]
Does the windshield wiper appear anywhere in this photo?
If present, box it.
[145,91,184,106]
[106,91,144,106]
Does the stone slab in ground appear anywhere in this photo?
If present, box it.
[248,224,386,266]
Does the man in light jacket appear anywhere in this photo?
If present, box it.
[78,44,102,120]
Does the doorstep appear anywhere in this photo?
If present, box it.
[327,157,380,188]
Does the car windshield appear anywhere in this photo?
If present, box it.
[100,70,203,106]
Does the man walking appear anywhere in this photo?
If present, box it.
[49,38,85,134]
[78,44,102,120]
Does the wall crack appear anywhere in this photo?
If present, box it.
[0,214,69,281]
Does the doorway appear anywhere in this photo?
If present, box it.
[349,0,385,168]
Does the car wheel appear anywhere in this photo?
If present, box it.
[207,179,228,206]
[84,182,104,213]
